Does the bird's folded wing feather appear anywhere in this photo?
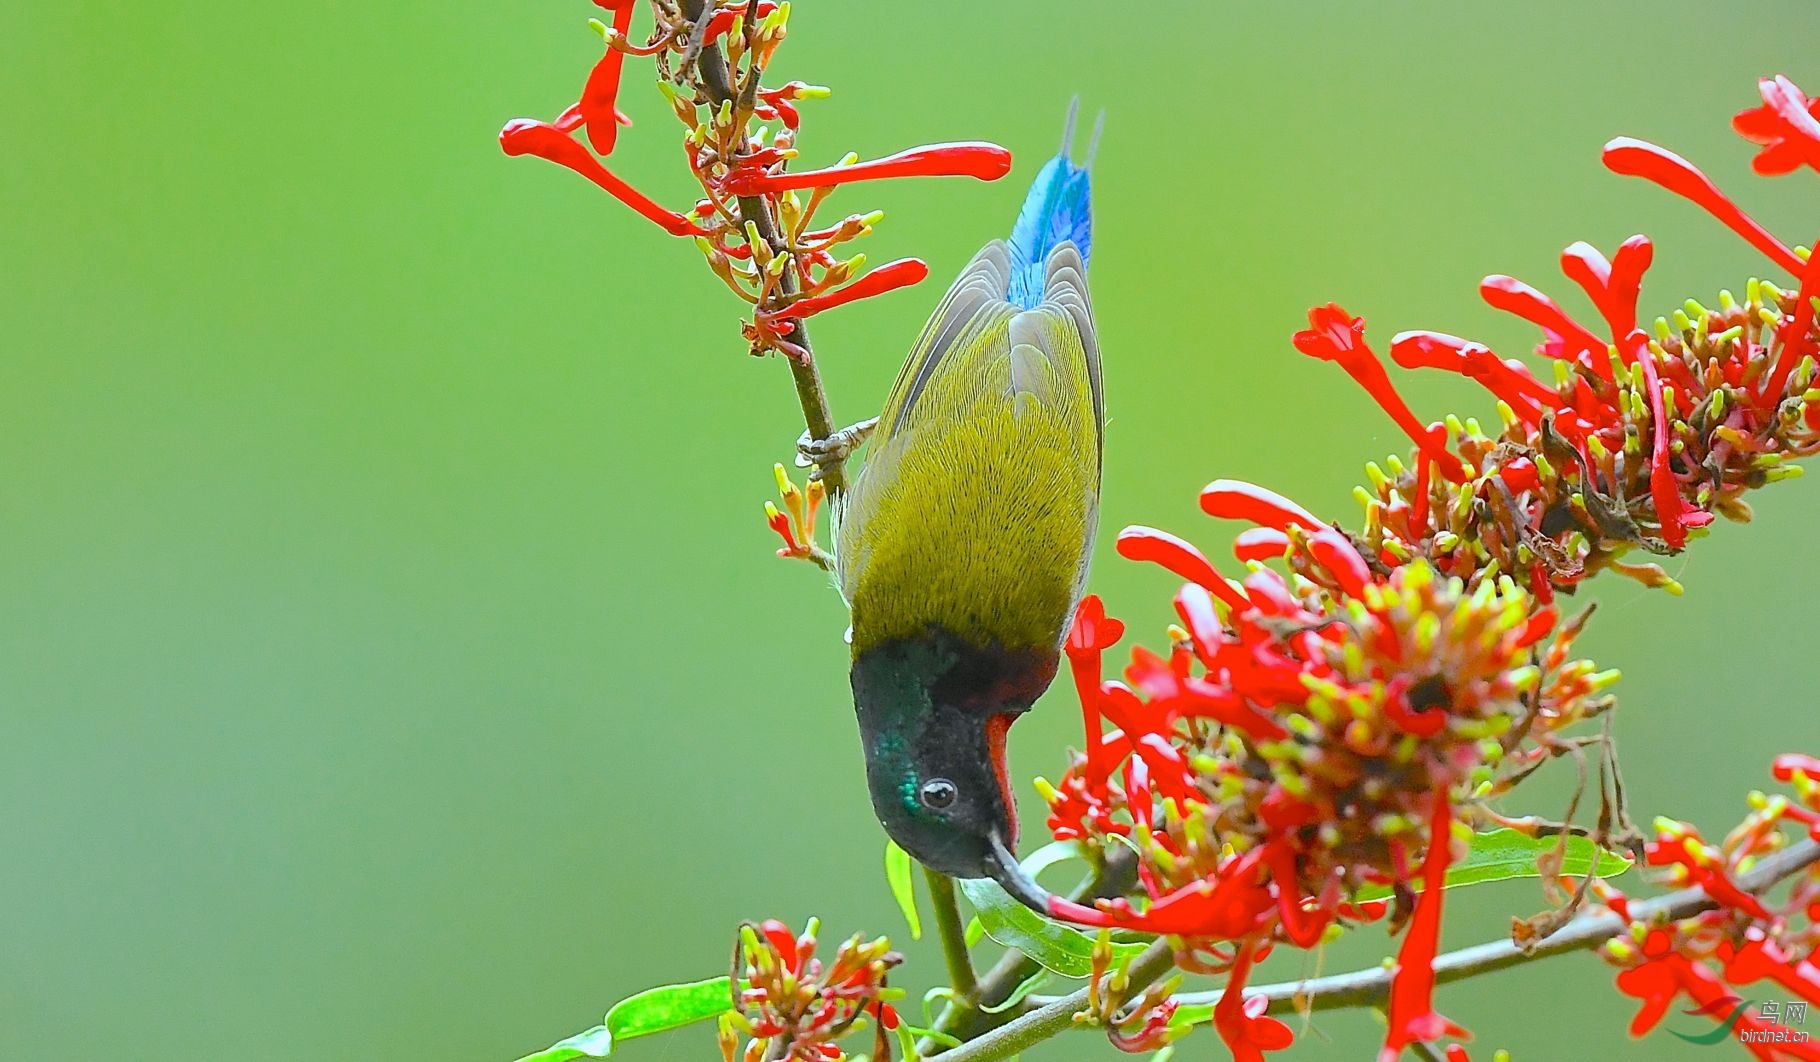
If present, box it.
[839,242,1101,654]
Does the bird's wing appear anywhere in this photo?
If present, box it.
[873,241,1019,442]
[838,243,1101,655]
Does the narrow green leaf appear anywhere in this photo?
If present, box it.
[518,976,737,1058]
[886,839,922,940]
[963,916,984,949]
[605,976,735,1045]
[1352,829,1633,902]
[514,1025,614,1062]
[979,968,1050,1014]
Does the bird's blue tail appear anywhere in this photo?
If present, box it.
[1006,102,1100,309]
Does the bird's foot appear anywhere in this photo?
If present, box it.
[795,417,879,473]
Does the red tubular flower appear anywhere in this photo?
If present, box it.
[1293,305,1468,482]
[723,142,1013,195]
[1107,998,1179,1054]
[1213,939,1295,1062]
[1560,235,1653,340]
[766,503,800,555]
[1763,247,1820,401]
[1497,456,1539,492]
[1478,274,1612,380]
[1723,938,1820,1005]
[1262,842,1337,948]
[1064,595,1125,788]
[1305,528,1371,600]
[1066,594,1125,659]
[1200,479,1323,531]
[1646,833,1775,921]
[1116,525,1250,610]
[761,918,801,972]
[499,119,705,236]
[579,0,637,155]
[1602,137,1804,274]
[1733,75,1820,176]
[1390,331,1567,426]
[1629,327,1691,548]
[1407,445,1434,541]
[1612,931,1688,1036]
[1052,846,1278,937]
[1232,527,1291,562]
[1380,792,1469,1062]
[755,80,815,131]
[762,259,930,323]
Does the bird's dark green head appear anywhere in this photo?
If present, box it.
[850,628,1059,912]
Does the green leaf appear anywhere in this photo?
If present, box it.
[516,977,736,1060]
[979,968,1050,1014]
[956,841,1153,977]
[1351,829,1633,903]
[514,1025,614,1062]
[963,916,984,949]
[886,840,922,940]
[605,976,735,1044]
[1017,839,1093,879]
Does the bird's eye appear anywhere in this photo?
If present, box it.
[919,778,958,810]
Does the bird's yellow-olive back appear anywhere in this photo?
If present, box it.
[837,240,1102,657]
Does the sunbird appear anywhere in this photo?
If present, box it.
[820,112,1102,911]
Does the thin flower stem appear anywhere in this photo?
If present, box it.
[925,869,981,1006]
[682,0,848,495]
[955,839,1820,1062]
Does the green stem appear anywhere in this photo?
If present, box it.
[681,0,847,495]
[925,869,980,1005]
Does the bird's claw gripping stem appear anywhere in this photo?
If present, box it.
[796,416,880,475]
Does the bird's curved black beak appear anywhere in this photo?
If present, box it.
[982,832,1056,915]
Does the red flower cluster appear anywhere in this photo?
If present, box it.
[1294,75,1820,603]
[1038,73,1820,1062]
[1596,757,1820,1060]
[500,1,1010,358]
[1040,483,1611,1061]
[723,918,901,1062]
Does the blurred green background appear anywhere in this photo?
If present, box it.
[5,2,1818,1058]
